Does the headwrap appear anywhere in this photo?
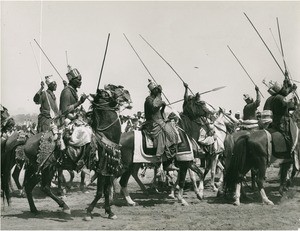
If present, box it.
[45,75,55,86]
[147,79,161,91]
[243,94,253,102]
[266,81,283,95]
[66,65,81,81]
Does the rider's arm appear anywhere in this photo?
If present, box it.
[254,85,261,107]
[33,82,45,105]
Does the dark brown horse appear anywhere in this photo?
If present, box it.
[2,86,131,220]
[222,121,299,206]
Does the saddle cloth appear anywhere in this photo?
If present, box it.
[133,130,194,163]
[69,125,93,147]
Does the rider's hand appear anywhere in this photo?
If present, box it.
[183,82,188,88]
[40,81,45,90]
[63,80,68,87]
[292,84,297,91]
[79,94,88,104]
[255,85,259,92]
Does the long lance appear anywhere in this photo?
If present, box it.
[33,39,65,81]
[276,18,299,101]
[30,42,55,119]
[65,50,69,67]
[123,33,171,105]
[96,33,110,92]
[139,34,194,95]
[227,45,264,98]
[276,17,288,73]
[167,86,226,106]
[243,12,285,76]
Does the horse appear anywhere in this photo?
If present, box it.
[116,97,233,206]
[1,85,131,220]
[168,109,238,198]
[221,117,299,206]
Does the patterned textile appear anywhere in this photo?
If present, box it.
[36,132,56,171]
[94,132,122,177]
[15,145,28,168]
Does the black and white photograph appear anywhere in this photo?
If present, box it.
[1,0,300,230]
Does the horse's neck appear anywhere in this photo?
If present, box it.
[93,109,121,142]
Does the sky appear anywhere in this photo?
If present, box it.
[1,1,300,117]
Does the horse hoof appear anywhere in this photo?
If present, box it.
[168,194,176,199]
[108,214,117,220]
[217,191,224,197]
[84,215,92,221]
[181,200,189,206]
[63,209,71,215]
[127,202,138,206]
[233,201,240,206]
[196,194,203,200]
[263,200,274,205]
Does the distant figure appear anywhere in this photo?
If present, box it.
[33,75,59,132]
[242,85,260,121]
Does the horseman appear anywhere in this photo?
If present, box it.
[59,65,88,122]
[33,75,59,132]
[242,85,261,120]
[143,79,179,160]
[263,72,298,152]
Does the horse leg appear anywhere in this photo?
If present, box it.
[255,161,274,205]
[167,170,178,199]
[85,174,104,221]
[131,163,148,193]
[233,183,242,206]
[57,168,66,196]
[188,161,204,200]
[215,160,224,187]
[210,153,219,192]
[12,162,26,197]
[23,165,40,213]
[119,167,137,206]
[251,168,257,190]
[176,161,189,206]
[279,161,292,195]
[104,176,117,219]
[40,169,71,214]
[80,171,86,192]
[188,169,200,199]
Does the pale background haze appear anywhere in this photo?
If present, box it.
[1,1,300,117]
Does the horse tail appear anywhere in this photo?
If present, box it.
[224,134,249,193]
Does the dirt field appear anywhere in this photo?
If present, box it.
[1,166,300,230]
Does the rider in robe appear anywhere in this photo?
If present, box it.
[33,75,59,132]
[263,72,298,151]
[143,79,179,160]
[242,85,261,120]
[59,66,88,122]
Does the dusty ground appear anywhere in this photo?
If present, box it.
[1,166,300,230]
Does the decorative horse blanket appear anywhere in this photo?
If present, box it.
[133,130,194,163]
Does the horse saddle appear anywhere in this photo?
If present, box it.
[141,128,191,156]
